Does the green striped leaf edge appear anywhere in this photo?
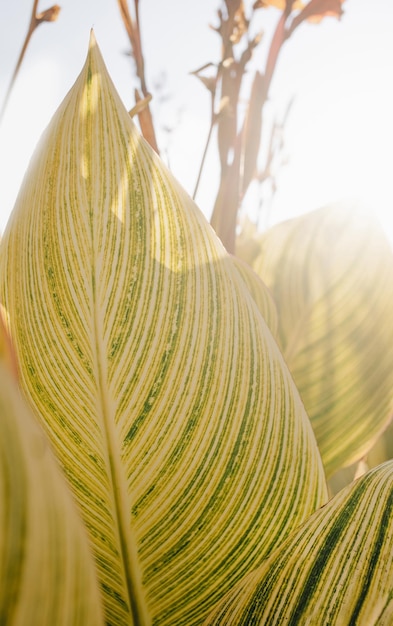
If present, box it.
[205,460,393,625]
[247,204,393,477]
[0,323,104,625]
[0,32,327,625]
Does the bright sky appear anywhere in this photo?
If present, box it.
[0,0,392,242]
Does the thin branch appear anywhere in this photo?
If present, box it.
[191,63,225,201]
[133,0,147,94]
[0,1,61,124]
[193,107,215,200]
[117,0,159,152]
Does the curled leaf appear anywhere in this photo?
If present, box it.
[37,4,61,23]
[129,92,152,118]
[289,0,345,33]
[230,256,278,339]
[304,0,344,21]
[133,87,159,154]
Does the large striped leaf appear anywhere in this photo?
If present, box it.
[0,314,104,625]
[0,34,327,625]
[205,460,393,625]
[244,205,393,477]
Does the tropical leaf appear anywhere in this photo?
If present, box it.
[0,33,327,625]
[205,460,393,625]
[230,255,278,339]
[245,204,393,477]
[0,314,104,625]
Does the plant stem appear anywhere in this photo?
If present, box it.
[117,0,159,153]
[0,0,39,123]
[193,107,215,200]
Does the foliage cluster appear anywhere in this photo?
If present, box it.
[1,2,393,625]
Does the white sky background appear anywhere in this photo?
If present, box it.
[0,0,392,241]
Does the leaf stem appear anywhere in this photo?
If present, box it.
[193,98,215,200]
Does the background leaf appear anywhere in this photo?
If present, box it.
[243,204,393,477]
[205,460,393,625]
[230,255,278,338]
[0,320,104,626]
[0,34,327,625]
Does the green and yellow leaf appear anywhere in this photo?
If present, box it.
[230,255,279,339]
[244,204,393,477]
[0,33,327,625]
[0,314,104,625]
[205,460,393,625]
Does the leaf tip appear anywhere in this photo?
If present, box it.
[89,28,97,50]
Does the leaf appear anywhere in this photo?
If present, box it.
[205,460,393,625]
[0,315,104,625]
[230,255,279,339]
[247,204,393,477]
[129,92,152,118]
[191,72,217,94]
[0,32,327,625]
[36,5,61,23]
